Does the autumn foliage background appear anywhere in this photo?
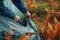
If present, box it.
[24,0,60,40]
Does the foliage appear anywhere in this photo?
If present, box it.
[24,0,60,40]
[30,3,50,18]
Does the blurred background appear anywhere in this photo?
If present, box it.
[23,0,60,40]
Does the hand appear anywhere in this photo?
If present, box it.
[14,15,20,22]
[24,11,31,19]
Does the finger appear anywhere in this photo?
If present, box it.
[14,15,20,22]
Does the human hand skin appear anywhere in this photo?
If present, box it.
[24,11,31,19]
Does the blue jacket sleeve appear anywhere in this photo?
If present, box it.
[12,0,28,14]
[0,6,15,20]
[0,0,15,20]
[3,6,15,20]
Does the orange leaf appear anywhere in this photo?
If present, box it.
[18,32,34,40]
[5,29,13,40]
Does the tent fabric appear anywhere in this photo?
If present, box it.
[0,0,41,40]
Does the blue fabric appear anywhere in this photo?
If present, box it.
[0,6,15,20]
[0,0,28,20]
[0,0,4,8]
[0,15,41,40]
[12,0,28,13]
[0,0,41,40]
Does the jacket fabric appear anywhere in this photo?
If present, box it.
[0,0,28,20]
